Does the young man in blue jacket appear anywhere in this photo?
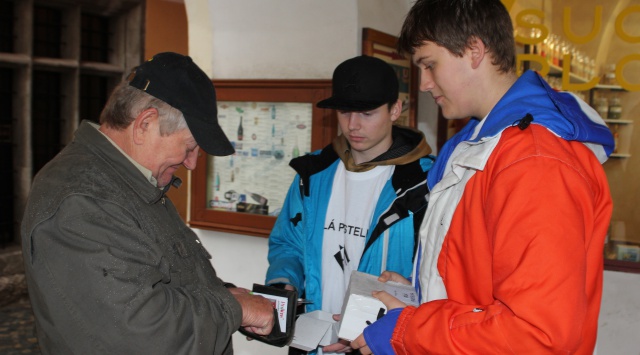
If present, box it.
[266,55,434,354]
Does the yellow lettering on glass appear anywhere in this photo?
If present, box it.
[563,6,602,44]
[500,0,516,11]
[517,54,550,77]
[615,5,640,43]
[616,54,640,91]
[512,2,639,91]
[514,9,548,45]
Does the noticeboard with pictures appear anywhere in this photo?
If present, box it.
[190,80,337,237]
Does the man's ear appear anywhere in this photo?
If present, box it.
[390,99,403,122]
[132,108,159,145]
[468,36,487,69]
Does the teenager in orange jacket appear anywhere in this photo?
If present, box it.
[351,0,614,354]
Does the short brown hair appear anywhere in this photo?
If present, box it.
[398,0,516,73]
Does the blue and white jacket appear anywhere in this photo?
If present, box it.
[266,126,434,312]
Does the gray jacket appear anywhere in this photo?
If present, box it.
[21,121,242,354]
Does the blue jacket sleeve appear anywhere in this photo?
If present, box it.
[265,175,306,293]
[362,308,402,355]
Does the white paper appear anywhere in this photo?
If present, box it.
[290,311,338,351]
[338,271,419,341]
[252,292,288,332]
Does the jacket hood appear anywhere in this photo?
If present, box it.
[333,125,432,172]
[476,70,614,158]
[428,70,614,190]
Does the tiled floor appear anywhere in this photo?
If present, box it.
[0,297,40,354]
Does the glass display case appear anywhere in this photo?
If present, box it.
[190,80,337,237]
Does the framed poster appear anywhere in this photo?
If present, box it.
[362,27,418,128]
[190,80,336,237]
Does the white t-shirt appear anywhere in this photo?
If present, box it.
[321,162,394,314]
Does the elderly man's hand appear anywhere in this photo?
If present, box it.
[231,289,275,335]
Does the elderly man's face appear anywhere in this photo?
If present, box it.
[144,125,199,188]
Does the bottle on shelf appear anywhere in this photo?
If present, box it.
[608,95,622,119]
[548,35,558,66]
[595,97,609,119]
[603,64,616,85]
[237,116,244,141]
[539,36,548,59]
[292,137,300,158]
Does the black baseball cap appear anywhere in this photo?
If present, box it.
[316,55,399,111]
[128,52,234,156]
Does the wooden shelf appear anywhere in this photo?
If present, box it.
[610,153,631,158]
[605,258,640,273]
[605,119,634,125]
[547,63,590,84]
[595,84,625,91]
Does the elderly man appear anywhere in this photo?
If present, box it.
[21,52,274,354]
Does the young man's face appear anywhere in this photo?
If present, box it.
[336,100,400,164]
[413,41,477,120]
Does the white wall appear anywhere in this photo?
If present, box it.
[208,0,357,79]
[194,230,283,355]
[597,270,640,354]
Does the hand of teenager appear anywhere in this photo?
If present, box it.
[321,314,353,353]
[351,291,407,354]
[323,338,353,353]
[372,290,407,310]
[232,291,275,335]
[351,334,372,355]
[377,270,411,285]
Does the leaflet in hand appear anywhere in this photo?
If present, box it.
[252,291,288,332]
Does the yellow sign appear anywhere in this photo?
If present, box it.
[506,1,639,91]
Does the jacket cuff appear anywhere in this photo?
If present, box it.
[363,308,402,355]
[390,306,417,355]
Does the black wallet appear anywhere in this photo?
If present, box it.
[238,284,298,347]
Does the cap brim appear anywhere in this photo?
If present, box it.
[316,97,385,111]
[185,116,235,156]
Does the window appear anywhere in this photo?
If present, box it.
[33,6,63,58]
[0,67,13,246]
[0,0,13,52]
[80,74,109,123]
[0,0,144,245]
[31,71,62,175]
[81,14,110,63]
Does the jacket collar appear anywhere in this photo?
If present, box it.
[428,70,614,190]
[75,120,166,204]
[332,125,432,172]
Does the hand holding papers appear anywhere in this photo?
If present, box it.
[338,271,419,341]
[239,284,298,347]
